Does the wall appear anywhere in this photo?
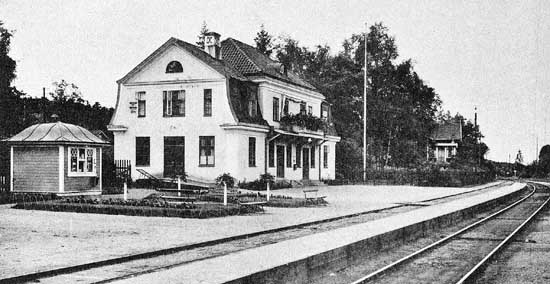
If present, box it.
[13,146,58,192]
[64,146,100,192]
[257,80,324,127]
[112,44,240,181]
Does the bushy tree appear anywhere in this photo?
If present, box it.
[270,22,443,177]
[254,24,273,56]
[196,21,209,49]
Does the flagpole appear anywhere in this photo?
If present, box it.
[363,22,368,182]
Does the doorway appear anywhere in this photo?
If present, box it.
[302,147,310,180]
[276,145,285,178]
[164,136,185,178]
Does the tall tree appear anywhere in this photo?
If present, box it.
[0,21,16,96]
[0,21,24,138]
[254,24,273,56]
[196,21,209,49]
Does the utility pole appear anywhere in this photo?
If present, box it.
[363,22,368,182]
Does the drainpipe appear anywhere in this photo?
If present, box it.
[318,140,327,180]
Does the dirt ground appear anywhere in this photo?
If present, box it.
[0,182,502,278]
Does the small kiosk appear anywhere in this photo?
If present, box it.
[5,121,109,194]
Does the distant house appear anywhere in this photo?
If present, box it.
[4,122,109,193]
[108,32,340,183]
[429,120,462,162]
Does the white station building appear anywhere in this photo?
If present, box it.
[108,32,340,183]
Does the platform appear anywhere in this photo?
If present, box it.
[113,182,527,284]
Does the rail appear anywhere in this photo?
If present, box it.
[349,183,545,284]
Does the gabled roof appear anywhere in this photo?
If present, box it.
[431,120,462,141]
[5,122,108,145]
[221,38,317,91]
[117,37,247,84]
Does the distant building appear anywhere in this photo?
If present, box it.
[429,120,462,162]
[4,122,109,193]
[108,32,340,182]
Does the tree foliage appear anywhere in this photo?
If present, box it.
[254,24,273,56]
[264,23,488,178]
[196,21,209,49]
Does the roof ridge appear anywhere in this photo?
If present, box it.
[75,125,97,142]
[36,123,58,142]
[60,123,84,142]
[225,38,262,73]
[20,124,41,141]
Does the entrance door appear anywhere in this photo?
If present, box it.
[276,145,285,178]
[164,136,185,178]
[302,147,310,180]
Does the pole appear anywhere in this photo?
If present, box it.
[223,181,227,206]
[363,22,368,182]
[266,181,271,201]
[123,181,128,201]
[177,176,181,197]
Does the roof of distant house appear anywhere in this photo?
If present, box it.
[4,122,109,145]
[431,120,462,141]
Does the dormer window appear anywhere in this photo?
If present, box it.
[166,61,183,73]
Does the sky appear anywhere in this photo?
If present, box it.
[1,0,549,163]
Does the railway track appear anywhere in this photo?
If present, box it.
[0,182,512,284]
[349,182,550,284]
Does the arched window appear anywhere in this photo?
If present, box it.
[166,61,183,73]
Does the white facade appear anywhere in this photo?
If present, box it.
[109,37,339,183]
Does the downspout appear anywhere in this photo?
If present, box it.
[318,140,327,180]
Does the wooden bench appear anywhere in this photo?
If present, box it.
[160,195,197,204]
[303,189,327,204]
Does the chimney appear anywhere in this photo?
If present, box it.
[204,31,221,59]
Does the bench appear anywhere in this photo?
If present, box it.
[303,189,327,204]
[160,195,197,204]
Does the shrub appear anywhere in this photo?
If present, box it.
[13,196,263,218]
[216,173,235,188]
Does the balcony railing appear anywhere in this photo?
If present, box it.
[279,113,327,133]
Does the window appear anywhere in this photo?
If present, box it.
[283,99,289,115]
[308,106,313,115]
[321,104,329,120]
[248,98,257,117]
[136,137,150,166]
[204,89,212,117]
[323,145,329,168]
[249,137,256,167]
[199,136,215,166]
[166,61,183,73]
[163,90,185,117]
[311,146,315,168]
[286,144,292,168]
[268,141,275,167]
[136,91,146,117]
[300,102,306,115]
[68,147,96,176]
[273,97,280,121]
[296,145,301,167]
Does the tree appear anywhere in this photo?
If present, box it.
[0,21,24,138]
[196,21,209,49]
[254,24,273,56]
[515,150,524,165]
[538,145,550,175]
[0,21,16,96]
[49,79,83,103]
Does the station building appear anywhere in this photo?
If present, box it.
[108,32,340,183]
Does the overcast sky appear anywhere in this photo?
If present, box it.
[1,0,549,163]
